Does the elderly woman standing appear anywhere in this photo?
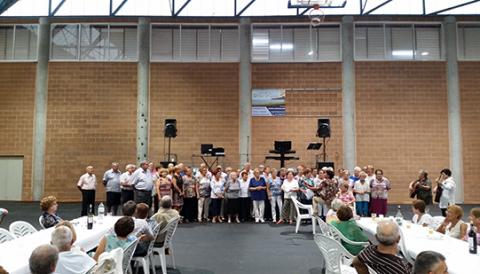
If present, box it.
[353,171,370,217]
[40,196,62,229]
[249,168,267,223]
[182,167,197,222]
[196,167,211,222]
[225,172,241,223]
[156,168,172,200]
[238,171,251,222]
[277,170,299,225]
[370,169,391,216]
[436,204,468,239]
[210,170,225,223]
[267,168,283,223]
[172,165,184,214]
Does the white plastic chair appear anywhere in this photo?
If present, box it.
[0,228,15,243]
[152,216,181,274]
[132,223,162,274]
[38,216,46,229]
[122,239,139,274]
[291,196,316,234]
[316,216,333,236]
[328,223,369,265]
[431,216,445,229]
[9,221,37,238]
[314,234,358,274]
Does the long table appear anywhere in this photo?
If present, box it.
[0,216,119,274]
[356,217,480,274]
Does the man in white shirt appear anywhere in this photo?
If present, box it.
[103,162,122,215]
[77,166,97,216]
[131,160,154,209]
[120,164,136,205]
[437,168,456,217]
[51,226,95,274]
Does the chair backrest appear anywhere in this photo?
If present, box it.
[432,216,445,229]
[38,216,46,229]
[122,238,139,274]
[9,221,37,237]
[163,216,181,248]
[366,264,379,274]
[145,223,162,255]
[316,216,332,236]
[291,196,302,216]
[0,228,15,243]
[328,224,344,243]
[314,234,345,274]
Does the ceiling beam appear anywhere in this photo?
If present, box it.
[428,0,480,15]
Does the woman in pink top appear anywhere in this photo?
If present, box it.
[370,169,391,216]
[337,182,355,207]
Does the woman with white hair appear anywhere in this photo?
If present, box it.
[225,172,241,223]
[326,198,344,223]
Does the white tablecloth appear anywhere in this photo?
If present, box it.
[356,217,480,274]
[0,216,119,274]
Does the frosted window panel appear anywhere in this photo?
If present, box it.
[109,25,137,61]
[151,26,174,61]
[173,28,181,60]
[415,26,441,60]
[355,26,367,59]
[0,26,14,60]
[252,28,269,61]
[13,25,37,60]
[221,27,239,61]
[268,27,282,61]
[367,26,385,59]
[281,27,294,60]
[197,27,210,61]
[51,24,79,60]
[388,26,414,60]
[294,27,317,61]
[210,27,222,61]
[80,25,108,60]
[180,28,197,60]
[318,26,340,61]
[460,26,480,60]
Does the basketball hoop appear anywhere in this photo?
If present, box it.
[309,4,325,27]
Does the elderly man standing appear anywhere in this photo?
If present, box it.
[152,196,179,246]
[352,220,411,274]
[103,162,122,215]
[131,160,154,209]
[77,166,97,216]
[51,226,96,273]
[29,244,59,274]
[120,164,136,205]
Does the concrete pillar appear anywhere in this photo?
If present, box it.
[239,18,252,166]
[137,17,150,163]
[32,17,50,201]
[341,16,356,172]
[444,16,464,203]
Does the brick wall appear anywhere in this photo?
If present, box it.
[0,63,36,200]
[45,63,137,201]
[149,63,240,169]
[356,62,450,203]
[459,62,480,204]
[251,63,343,170]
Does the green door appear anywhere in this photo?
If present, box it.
[0,156,23,201]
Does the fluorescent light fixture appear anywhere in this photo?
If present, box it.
[252,38,269,46]
[308,50,314,56]
[269,43,293,50]
[421,51,429,56]
[392,50,413,56]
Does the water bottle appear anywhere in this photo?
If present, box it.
[87,204,94,230]
[98,202,105,220]
[395,205,404,226]
[468,222,477,254]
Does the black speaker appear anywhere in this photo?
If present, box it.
[316,162,335,170]
[317,119,330,138]
[201,144,213,155]
[274,141,292,153]
[164,119,177,138]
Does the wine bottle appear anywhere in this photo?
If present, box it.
[87,204,93,230]
[468,222,477,254]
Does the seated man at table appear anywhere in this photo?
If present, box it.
[352,220,411,274]
[29,244,59,274]
[413,251,448,274]
[330,205,369,255]
[51,226,96,274]
[122,201,154,255]
[151,196,180,247]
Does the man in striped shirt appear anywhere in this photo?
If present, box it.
[353,220,411,274]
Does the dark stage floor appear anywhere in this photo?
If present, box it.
[1,201,479,273]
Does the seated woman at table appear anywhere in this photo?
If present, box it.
[436,204,468,239]
[411,199,434,228]
[40,196,62,229]
[463,207,480,245]
[94,216,136,261]
[331,205,369,255]
[326,198,344,224]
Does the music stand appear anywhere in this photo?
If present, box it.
[307,143,322,150]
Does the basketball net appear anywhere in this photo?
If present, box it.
[309,4,325,27]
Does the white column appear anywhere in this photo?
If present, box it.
[341,16,356,172]
[444,16,464,203]
[239,18,252,166]
[137,17,150,163]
